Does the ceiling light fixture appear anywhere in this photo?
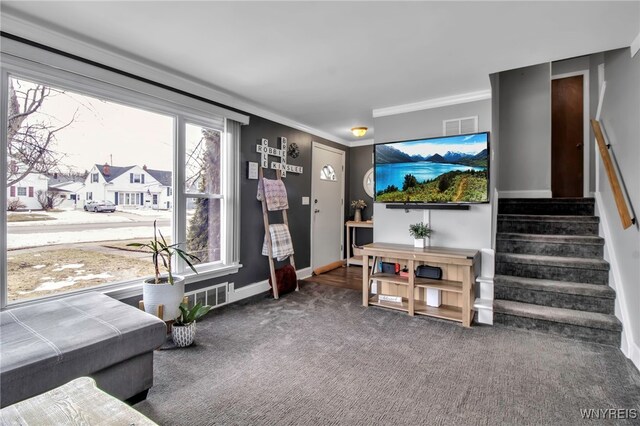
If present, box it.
[351,127,368,137]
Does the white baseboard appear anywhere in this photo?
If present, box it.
[228,266,312,303]
[594,192,639,371]
[498,190,552,199]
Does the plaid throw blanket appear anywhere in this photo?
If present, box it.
[256,178,289,211]
[262,224,294,261]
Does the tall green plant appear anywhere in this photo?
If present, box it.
[127,220,200,284]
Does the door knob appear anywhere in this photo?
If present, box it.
[576,143,583,148]
[314,209,320,213]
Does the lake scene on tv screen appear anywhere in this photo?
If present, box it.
[375,133,488,203]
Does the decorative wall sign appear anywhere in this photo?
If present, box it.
[288,143,300,159]
[255,137,303,177]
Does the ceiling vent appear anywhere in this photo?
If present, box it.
[443,116,478,136]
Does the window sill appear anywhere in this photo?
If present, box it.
[3,264,243,309]
[105,263,243,301]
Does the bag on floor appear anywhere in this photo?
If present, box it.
[268,264,297,296]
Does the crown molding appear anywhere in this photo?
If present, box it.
[349,138,375,147]
[373,89,492,118]
[0,11,349,147]
[631,30,640,58]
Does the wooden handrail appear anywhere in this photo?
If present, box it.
[591,119,634,229]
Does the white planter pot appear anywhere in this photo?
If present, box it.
[172,321,196,347]
[413,238,425,248]
[143,276,185,321]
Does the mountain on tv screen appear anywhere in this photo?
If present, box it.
[374,132,489,203]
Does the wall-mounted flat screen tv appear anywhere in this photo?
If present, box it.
[374,132,489,204]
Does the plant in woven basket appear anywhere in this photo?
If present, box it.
[174,302,212,326]
[172,302,212,347]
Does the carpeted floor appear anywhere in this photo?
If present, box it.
[135,282,640,425]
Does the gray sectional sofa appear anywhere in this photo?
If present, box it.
[0,292,166,408]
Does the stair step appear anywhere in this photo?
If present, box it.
[496,233,604,258]
[498,198,594,216]
[495,253,609,284]
[497,214,599,235]
[496,253,609,270]
[493,300,622,346]
[494,275,615,314]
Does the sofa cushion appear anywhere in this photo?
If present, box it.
[0,292,166,406]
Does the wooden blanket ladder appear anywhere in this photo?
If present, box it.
[259,167,298,299]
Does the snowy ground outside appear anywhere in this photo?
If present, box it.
[8,208,171,227]
[7,226,171,249]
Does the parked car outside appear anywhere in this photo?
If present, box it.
[84,200,116,213]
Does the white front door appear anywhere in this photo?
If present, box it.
[311,142,345,270]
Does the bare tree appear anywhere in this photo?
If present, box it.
[187,129,221,263]
[7,78,77,187]
[36,190,64,211]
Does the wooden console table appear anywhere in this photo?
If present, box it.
[345,220,373,266]
[356,243,480,327]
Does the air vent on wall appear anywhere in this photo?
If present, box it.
[443,116,478,136]
[184,282,229,309]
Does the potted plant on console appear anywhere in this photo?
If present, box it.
[351,199,367,222]
[172,302,212,347]
[409,222,432,248]
[128,221,200,321]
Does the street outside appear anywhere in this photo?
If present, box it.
[7,208,172,303]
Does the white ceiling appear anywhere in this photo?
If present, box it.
[1,1,639,144]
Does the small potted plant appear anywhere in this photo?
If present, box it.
[172,302,212,347]
[128,220,200,321]
[351,199,367,222]
[409,222,432,248]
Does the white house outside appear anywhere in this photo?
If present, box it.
[7,167,49,210]
[81,164,172,210]
[48,179,85,209]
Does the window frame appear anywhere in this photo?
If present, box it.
[1,51,244,308]
[180,119,231,271]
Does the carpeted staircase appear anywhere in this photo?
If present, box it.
[493,198,622,346]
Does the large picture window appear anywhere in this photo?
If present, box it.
[1,50,243,307]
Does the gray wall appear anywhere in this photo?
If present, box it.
[230,115,349,291]
[348,145,374,220]
[124,115,349,305]
[347,145,374,247]
[371,99,493,274]
[589,52,605,192]
[598,47,640,347]
[490,73,500,249]
[498,63,552,195]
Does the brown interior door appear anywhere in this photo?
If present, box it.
[552,75,584,198]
